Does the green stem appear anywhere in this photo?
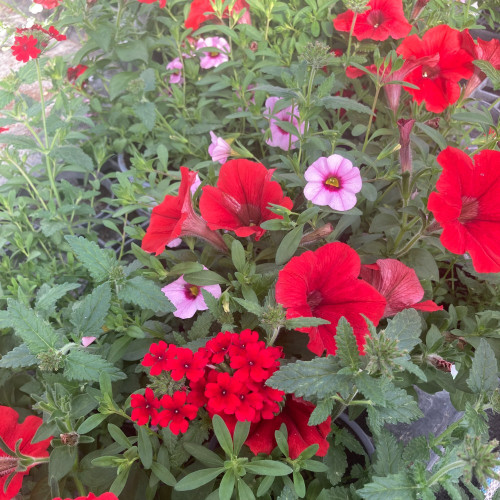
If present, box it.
[362,84,381,153]
[118,213,128,262]
[394,222,426,258]
[427,460,465,487]
[392,215,420,252]
[331,390,358,421]
[6,158,48,211]
[345,12,358,64]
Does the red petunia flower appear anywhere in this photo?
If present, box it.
[333,0,411,41]
[131,388,161,426]
[158,391,199,434]
[0,406,52,500]
[427,147,500,273]
[53,493,119,500]
[136,0,166,7]
[205,372,241,414]
[275,242,386,356]
[67,64,88,84]
[141,166,228,255]
[11,35,41,63]
[166,347,208,381]
[244,396,331,459]
[462,33,500,99]
[34,0,61,8]
[142,341,177,376]
[199,159,293,241]
[185,0,250,32]
[359,258,442,317]
[396,25,474,113]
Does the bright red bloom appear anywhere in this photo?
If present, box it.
[11,35,41,63]
[48,26,66,41]
[199,159,293,241]
[462,33,500,99]
[131,388,161,426]
[276,242,386,356]
[427,147,500,273]
[360,259,442,317]
[142,167,227,255]
[185,0,250,31]
[34,0,60,8]
[53,494,119,500]
[0,406,52,500]
[205,372,241,414]
[205,331,233,363]
[0,127,9,133]
[158,391,199,434]
[228,329,260,356]
[232,386,264,422]
[136,0,166,7]
[333,0,411,41]
[230,342,281,382]
[397,25,474,113]
[244,396,331,459]
[67,64,88,84]
[142,341,177,376]
[166,347,208,381]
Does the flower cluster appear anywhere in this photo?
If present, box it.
[185,0,250,32]
[11,24,66,63]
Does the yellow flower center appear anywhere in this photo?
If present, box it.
[325,177,340,188]
[189,285,199,297]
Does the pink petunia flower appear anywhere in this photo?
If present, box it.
[196,37,230,69]
[359,258,442,317]
[161,268,222,319]
[303,154,362,211]
[265,97,304,151]
[208,131,232,164]
[166,57,183,84]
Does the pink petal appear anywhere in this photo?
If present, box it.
[81,336,97,347]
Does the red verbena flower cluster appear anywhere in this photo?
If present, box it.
[34,0,61,8]
[11,25,66,63]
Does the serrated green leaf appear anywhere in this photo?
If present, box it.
[187,311,213,341]
[275,225,304,265]
[245,460,293,476]
[474,59,500,90]
[401,436,429,464]
[64,349,126,382]
[65,236,117,282]
[393,357,427,381]
[175,467,225,491]
[7,299,61,354]
[308,398,333,425]
[372,429,402,475]
[355,372,386,406]
[317,486,351,500]
[35,283,80,317]
[267,357,350,398]
[324,446,347,486]
[70,282,111,338]
[467,338,498,394]
[233,297,263,316]
[0,344,37,369]
[117,276,175,313]
[336,317,360,371]
[384,309,422,352]
[358,472,415,499]
[53,146,94,172]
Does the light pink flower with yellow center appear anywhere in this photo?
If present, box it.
[196,37,230,69]
[208,131,232,164]
[161,268,222,319]
[166,57,183,84]
[304,154,362,211]
[265,97,304,151]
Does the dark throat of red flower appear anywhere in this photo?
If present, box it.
[306,290,323,312]
[367,9,385,29]
[0,457,19,477]
[459,196,479,223]
[421,64,440,79]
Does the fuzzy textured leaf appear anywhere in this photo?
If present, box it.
[372,429,402,475]
[35,283,80,317]
[118,276,175,313]
[0,344,37,369]
[384,309,422,352]
[324,446,347,486]
[467,338,498,394]
[187,311,214,341]
[336,317,360,371]
[308,398,333,426]
[358,473,415,499]
[64,349,126,382]
[70,282,111,337]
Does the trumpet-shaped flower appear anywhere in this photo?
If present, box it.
[304,154,362,211]
[166,58,183,84]
[265,97,304,151]
[208,131,232,164]
[196,37,230,69]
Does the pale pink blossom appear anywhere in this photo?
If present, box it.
[359,258,442,317]
[196,37,230,69]
[208,131,231,164]
[81,336,97,347]
[167,238,182,248]
[303,154,362,211]
[265,97,304,151]
[162,269,222,319]
[166,58,183,84]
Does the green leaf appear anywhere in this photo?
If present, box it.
[257,475,274,497]
[187,311,213,341]
[467,338,498,394]
[267,357,350,398]
[117,276,175,313]
[474,59,500,90]
[35,283,80,317]
[138,426,153,469]
[394,357,427,381]
[285,317,330,329]
[115,40,149,63]
[53,146,94,172]
[110,468,129,497]
[384,309,422,352]
[0,344,37,369]
[372,429,402,475]
[233,297,263,316]
[108,423,132,448]
[238,478,256,500]
[182,443,224,467]
[64,349,126,382]
[355,372,386,406]
[65,236,117,282]
[219,471,235,500]
[415,122,447,150]
[245,460,293,476]
[231,240,246,272]
[317,486,351,500]
[301,459,328,473]
[336,317,360,371]
[151,461,177,486]
[358,473,415,499]
[109,71,137,100]
[233,420,251,456]
[49,445,76,481]
[401,436,429,464]
[212,414,233,456]
[324,446,347,486]
[308,398,333,426]
[7,299,61,354]
[77,413,107,434]
[174,467,225,491]
[319,96,374,115]
[275,225,304,265]
[275,430,289,457]
[183,270,228,286]
[133,102,157,131]
[293,470,305,497]
[70,282,111,337]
